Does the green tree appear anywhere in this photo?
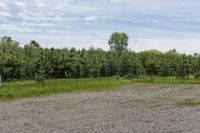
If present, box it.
[72,60,83,85]
[108,32,129,52]
[144,50,161,82]
[146,59,158,83]
[194,54,200,79]
[23,42,40,79]
[176,54,190,83]
[108,32,129,79]
[29,40,40,48]
[0,36,23,81]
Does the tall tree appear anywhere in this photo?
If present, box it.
[144,50,161,82]
[108,32,129,79]
[176,54,190,83]
[146,58,158,83]
[0,36,22,81]
[108,32,129,52]
[194,54,200,79]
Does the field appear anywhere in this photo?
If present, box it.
[1,76,200,100]
[0,77,133,100]
[0,82,200,132]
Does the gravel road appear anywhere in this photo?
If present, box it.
[0,83,200,133]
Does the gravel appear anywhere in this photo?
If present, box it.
[0,83,200,133]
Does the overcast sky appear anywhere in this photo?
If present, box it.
[1,0,200,53]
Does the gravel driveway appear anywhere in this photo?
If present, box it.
[0,83,200,133]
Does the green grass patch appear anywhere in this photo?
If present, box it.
[0,77,133,100]
[134,76,200,84]
[1,76,200,101]
[177,99,200,106]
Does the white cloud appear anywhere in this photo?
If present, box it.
[1,0,200,54]
[0,11,13,17]
[37,2,46,7]
[21,21,54,27]
[153,5,160,10]
[14,1,27,7]
[18,12,81,22]
[133,38,200,54]
[0,24,34,33]
[0,2,10,10]
[153,20,159,24]
[62,0,73,2]
[0,2,7,8]
[109,0,121,3]
[84,16,97,22]
[0,2,6,7]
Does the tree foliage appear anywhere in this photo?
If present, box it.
[0,36,199,83]
[108,32,129,52]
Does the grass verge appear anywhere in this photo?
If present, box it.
[1,76,200,101]
[0,77,133,100]
[133,76,200,84]
[177,99,200,106]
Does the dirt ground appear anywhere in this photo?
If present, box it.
[0,83,200,133]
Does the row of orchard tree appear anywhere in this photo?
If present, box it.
[1,33,200,82]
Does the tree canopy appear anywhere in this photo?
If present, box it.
[108,32,129,52]
[0,35,200,82]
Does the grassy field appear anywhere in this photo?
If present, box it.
[0,77,133,100]
[0,76,200,100]
[134,76,200,84]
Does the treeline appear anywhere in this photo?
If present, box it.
[0,36,200,82]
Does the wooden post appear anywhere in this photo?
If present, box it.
[0,75,1,86]
[43,78,45,87]
[151,71,154,83]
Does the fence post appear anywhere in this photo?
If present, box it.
[0,75,2,86]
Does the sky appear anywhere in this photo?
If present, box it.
[0,0,200,54]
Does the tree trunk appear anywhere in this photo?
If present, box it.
[151,71,154,83]
[117,72,119,80]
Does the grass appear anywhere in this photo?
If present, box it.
[133,76,200,84]
[0,77,133,100]
[1,76,200,101]
[177,99,200,106]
